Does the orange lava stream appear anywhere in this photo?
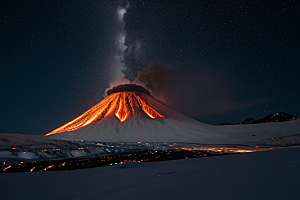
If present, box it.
[46,92,165,136]
[134,93,164,119]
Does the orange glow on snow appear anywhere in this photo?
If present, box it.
[46,92,165,136]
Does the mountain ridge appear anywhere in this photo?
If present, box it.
[219,112,299,125]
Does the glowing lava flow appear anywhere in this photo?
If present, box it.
[46,92,165,136]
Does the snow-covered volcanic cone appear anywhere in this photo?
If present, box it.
[46,84,300,143]
[46,84,222,142]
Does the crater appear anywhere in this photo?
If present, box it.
[107,84,151,96]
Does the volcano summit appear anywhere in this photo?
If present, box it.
[106,84,151,96]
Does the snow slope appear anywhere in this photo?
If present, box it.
[48,113,300,144]
[1,147,299,200]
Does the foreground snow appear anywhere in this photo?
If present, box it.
[1,147,299,200]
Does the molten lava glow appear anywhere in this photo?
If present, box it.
[46,92,165,136]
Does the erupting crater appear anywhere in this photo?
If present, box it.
[46,84,166,136]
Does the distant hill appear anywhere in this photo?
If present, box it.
[219,112,299,125]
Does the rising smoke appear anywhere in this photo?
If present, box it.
[135,62,177,102]
[122,39,144,81]
[114,0,145,81]
[105,61,177,103]
[111,1,129,80]
[107,2,177,103]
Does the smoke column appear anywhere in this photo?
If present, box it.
[115,1,144,81]
[106,2,175,100]
[122,39,144,81]
[111,1,129,81]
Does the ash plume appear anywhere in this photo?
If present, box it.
[109,1,129,81]
[122,39,144,81]
[135,61,177,102]
[104,61,177,103]
[110,1,145,82]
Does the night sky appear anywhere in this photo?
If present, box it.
[1,0,299,134]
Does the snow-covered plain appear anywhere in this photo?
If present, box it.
[0,147,299,200]
[1,102,299,199]
[1,119,299,165]
[1,118,299,165]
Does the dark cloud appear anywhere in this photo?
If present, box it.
[135,61,177,102]
[146,67,267,123]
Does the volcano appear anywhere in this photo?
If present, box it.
[46,84,223,143]
[46,84,300,143]
[46,84,166,136]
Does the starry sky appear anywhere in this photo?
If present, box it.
[1,0,299,134]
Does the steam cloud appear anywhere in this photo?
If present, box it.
[105,61,177,102]
[111,2,176,103]
[122,39,144,81]
[135,62,177,102]
[111,1,129,80]
[114,1,145,81]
